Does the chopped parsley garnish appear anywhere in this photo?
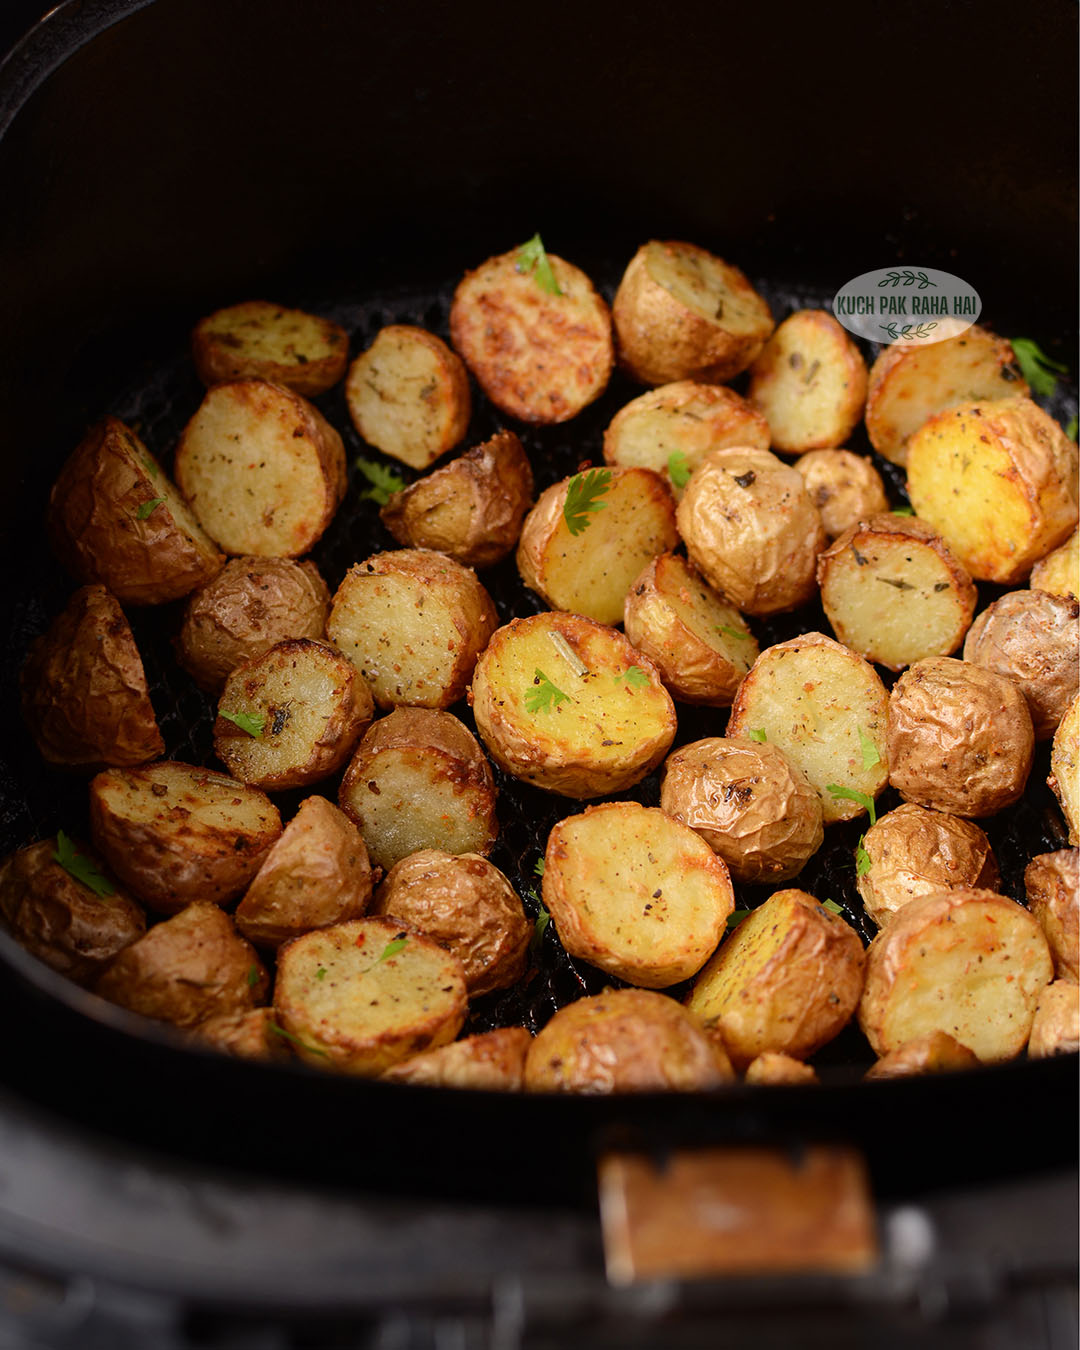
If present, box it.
[141,455,159,478]
[857,725,881,772]
[826,783,877,826]
[1066,415,1078,442]
[667,451,692,490]
[1011,338,1068,399]
[822,898,844,916]
[891,505,914,516]
[614,665,650,690]
[516,233,561,296]
[268,1021,330,1058]
[716,624,750,640]
[525,668,570,714]
[534,857,546,878]
[52,830,114,899]
[376,935,409,964]
[562,468,611,536]
[136,497,165,519]
[747,728,768,743]
[856,839,873,877]
[220,709,266,738]
[726,908,750,930]
[315,967,327,981]
[246,964,260,988]
[356,456,407,505]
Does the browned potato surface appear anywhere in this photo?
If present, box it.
[381,1027,533,1090]
[1030,527,1078,598]
[660,737,823,884]
[372,850,531,997]
[89,761,282,913]
[380,431,534,568]
[192,301,349,397]
[174,380,347,557]
[1025,848,1079,982]
[744,1053,819,1086]
[48,416,223,605]
[234,796,372,948]
[1050,693,1079,843]
[21,585,163,769]
[793,449,889,540]
[864,1032,981,1079]
[887,657,1034,817]
[194,1007,291,1062]
[1027,980,1079,1058]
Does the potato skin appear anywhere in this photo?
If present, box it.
[21,584,164,769]
[0,838,146,985]
[1030,527,1078,599]
[1050,693,1079,843]
[193,1007,291,1062]
[794,449,889,540]
[744,1053,819,1085]
[381,1027,533,1090]
[1027,980,1079,1058]
[864,1032,981,1080]
[192,300,349,397]
[1025,848,1079,982]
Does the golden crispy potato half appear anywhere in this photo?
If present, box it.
[794,449,889,540]
[744,1053,819,1085]
[176,557,330,693]
[525,988,733,1093]
[339,709,497,871]
[213,638,373,790]
[234,796,372,948]
[623,553,758,707]
[686,889,865,1069]
[1025,848,1078,982]
[174,380,346,557]
[858,888,1053,1062]
[21,584,163,770]
[962,589,1079,740]
[89,761,282,913]
[1030,527,1078,598]
[1027,981,1079,1058]
[192,300,349,397]
[817,514,977,671]
[542,802,733,988]
[676,448,826,616]
[193,1007,291,1062]
[381,1027,532,1089]
[96,901,268,1028]
[865,326,1026,467]
[602,381,770,492]
[372,850,531,997]
[864,1032,980,1080]
[346,325,470,469]
[516,467,678,626]
[273,916,468,1074]
[1050,693,1079,844]
[747,310,868,454]
[450,244,613,423]
[469,611,676,799]
[48,416,223,605]
[887,657,1034,817]
[660,737,824,884]
[857,803,998,930]
[906,396,1078,583]
[327,549,497,710]
[612,241,773,386]
[380,430,534,568]
[0,837,145,985]
[727,632,889,824]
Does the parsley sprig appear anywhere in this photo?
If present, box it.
[747,728,768,743]
[857,726,881,772]
[136,497,165,520]
[667,451,692,490]
[220,709,266,738]
[516,233,561,296]
[826,784,877,825]
[53,831,114,899]
[563,468,611,536]
[356,457,407,506]
[525,668,570,714]
[1011,338,1068,399]
[614,665,649,690]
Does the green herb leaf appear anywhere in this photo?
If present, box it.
[532,902,551,948]
[356,456,407,506]
[136,497,165,520]
[715,624,750,640]
[246,964,259,988]
[562,468,612,537]
[220,708,266,738]
[667,451,692,490]
[534,857,546,878]
[614,665,650,690]
[1066,415,1078,442]
[524,668,571,714]
[857,725,881,772]
[856,839,872,877]
[52,830,115,899]
[315,967,327,981]
[822,898,844,916]
[726,908,750,930]
[747,728,768,743]
[376,935,409,964]
[827,783,877,826]
[891,505,914,516]
[1011,338,1068,399]
[516,233,561,296]
[268,1021,330,1059]
[141,454,159,478]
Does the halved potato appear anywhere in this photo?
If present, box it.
[345,325,470,469]
[864,1032,981,1079]
[174,380,347,557]
[612,241,773,386]
[381,1027,533,1089]
[744,1053,819,1085]
[727,632,889,824]
[1050,693,1079,844]
[194,1007,291,1062]
[793,449,889,540]
[516,466,678,626]
[1025,848,1078,982]
[192,300,349,396]
[1027,981,1079,1058]
[89,761,282,913]
[857,888,1053,1062]
[1030,527,1078,598]
[469,611,676,799]
[327,549,497,710]
[338,709,497,870]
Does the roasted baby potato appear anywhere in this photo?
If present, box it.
[192,300,349,397]
[469,610,676,798]
[864,1031,981,1079]
[1050,693,1079,843]
[48,416,223,605]
[906,396,1078,584]
[193,1007,291,1062]
[623,552,759,706]
[89,761,282,913]
[676,447,827,616]
[962,589,1079,740]
[0,836,145,985]
[817,514,977,671]
[327,549,497,710]
[338,709,498,871]
[1027,980,1079,1058]
[857,803,999,930]
[793,449,889,540]
[743,1053,819,1086]
[450,243,613,423]
[21,584,164,769]
[234,795,373,948]
[612,240,773,386]
[542,802,733,988]
[747,309,868,454]
[213,638,373,790]
[176,557,331,693]
[381,1027,533,1089]
[1030,527,1078,598]
[659,737,824,884]
[516,466,679,626]
[686,889,865,1069]
[525,988,733,1093]
[174,380,347,557]
[372,850,531,997]
[865,326,1027,467]
[727,632,889,824]
[345,325,471,469]
[379,430,534,568]
[887,657,1034,817]
[273,916,468,1074]
[858,888,1053,1062]
[1025,848,1079,982]
[96,901,268,1028]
